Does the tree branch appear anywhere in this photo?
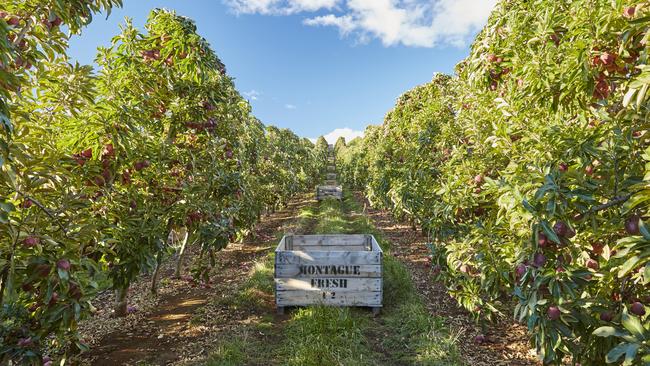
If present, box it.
[587,193,635,214]
[14,189,69,236]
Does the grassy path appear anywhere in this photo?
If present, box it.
[79,193,467,365]
[205,194,464,366]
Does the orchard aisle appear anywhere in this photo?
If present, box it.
[77,196,314,365]
[78,192,535,366]
[205,194,465,365]
[354,192,540,366]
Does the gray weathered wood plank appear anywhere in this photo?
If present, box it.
[275,278,381,291]
[275,250,381,265]
[274,264,381,278]
[276,291,382,307]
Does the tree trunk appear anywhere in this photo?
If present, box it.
[174,227,189,278]
[150,252,162,295]
[114,285,129,317]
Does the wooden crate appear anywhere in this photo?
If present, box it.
[316,185,342,200]
[327,165,336,171]
[275,234,383,315]
[326,172,337,180]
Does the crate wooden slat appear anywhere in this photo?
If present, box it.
[275,264,382,278]
[326,173,337,180]
[276,278,382,292]
[316,185,342,201]
[276,291,382,307]
[274,234,383,314]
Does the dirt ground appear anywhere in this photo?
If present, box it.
[77,193,540,365]
[78,197,313,365]
[354,192,540,366]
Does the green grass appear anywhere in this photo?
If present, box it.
[279,306,375,366]
[204,332,271,366]
[200,193,465,365]
[236,255,276,310]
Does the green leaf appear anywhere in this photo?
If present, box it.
[607,342,632,363]
[541,221,561,244]
[621,311,646,341]
[619,256,641,278]
[57,268,69,281]
[623,343,640,366]
[593,326,621,338]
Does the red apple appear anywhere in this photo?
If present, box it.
[600,52,616,66]
[630,302,646,316]
[586,258,599,270]
[548,306,561,320]
[515,263,527,278]
[591,242,604,256]
[6,16,20,27]
[23,236,39,248]
[134,160,150,171]
[56,259,71,271]
[553,221,569,237]
[48,292,59,306]
[80,148,92,159]
[559,163,568,172]
[538,232,549,247]
[93,176,105,187]
[121,170,132,185]
[50,16,62,27]
[35,264,50,277]
[625,215,640,235]
[533,253,546,267]
[103,143,115,158]
[69,283,82,300]
[623,6,636,18]
[600,311,614,321]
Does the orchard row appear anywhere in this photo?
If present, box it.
[0,2,329,364]
[337,1,649,365]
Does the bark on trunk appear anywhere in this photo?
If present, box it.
[174,228,189,278]
[150,252,162,295]
[114,285,129,317]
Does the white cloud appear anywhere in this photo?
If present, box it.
[310,127,364,144]
[225,0,340,15]
[285,103,297,109]
[304,14,356,34]
[243,89,261,100]
[225,0,497,47]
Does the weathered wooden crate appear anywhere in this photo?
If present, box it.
[316,185,342,200]
[326,172,337,180]
[275,234,383,315]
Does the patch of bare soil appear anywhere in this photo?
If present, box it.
[77,196,314,365]
[353,192,540,366]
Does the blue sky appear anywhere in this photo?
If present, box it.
[68,0,496,142]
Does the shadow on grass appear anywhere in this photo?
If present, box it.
[203,194,465,366]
